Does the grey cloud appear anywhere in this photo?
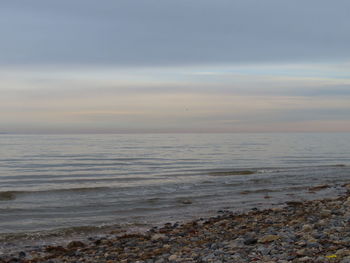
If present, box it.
[1,0,350,66]
[274,108,350,122]
[2,78,350,100]
[196,107,350,123]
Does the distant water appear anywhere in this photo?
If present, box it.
[1,133,350,240]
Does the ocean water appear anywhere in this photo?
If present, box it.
[1,133,350,242]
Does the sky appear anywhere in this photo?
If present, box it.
[1,0,350,133]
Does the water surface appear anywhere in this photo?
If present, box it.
[1,133,350,239]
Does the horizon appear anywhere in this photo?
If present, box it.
[1,131,350,135]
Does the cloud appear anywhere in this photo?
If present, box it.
[1,0,350,66]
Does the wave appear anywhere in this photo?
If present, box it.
[0,191,16,201]
[239,185,312,195]
[0,176,157,185]
[0,187,110,201]
[0,224,124,243]
[207,164,347,177]
[209,170,256,176]
[239,188,279,195]
[1,163,347,202]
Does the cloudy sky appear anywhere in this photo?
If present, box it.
[1,0,350,133]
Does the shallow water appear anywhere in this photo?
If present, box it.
[0,133,350,240]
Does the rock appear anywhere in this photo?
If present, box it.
[296,249,307,256]
[151,234,167,241]
[256,246,270,255]
[181,200,192,205]
[340,257,350,263]
[258,235,280,243]
[168,254,178,261]
[243,237,258,245]
[226,238,245,249]
[299,256,312,262]
[306,242,320,248]
[45,245,67,254]
[286,201,303,206]
[320,209,332,218]
[67,241,85,249]
[336,249,350,257]
[308,184,329,192]
[316,219,327,226]
[302,224,313,232]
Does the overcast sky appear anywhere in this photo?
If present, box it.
[1,0,350,133]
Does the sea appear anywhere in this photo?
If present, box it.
[1,133,350,249]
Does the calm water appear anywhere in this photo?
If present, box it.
[1,133,350,239]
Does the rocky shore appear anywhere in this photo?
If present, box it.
[3,185,350,263]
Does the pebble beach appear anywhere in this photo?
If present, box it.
[2,184,350,263]
[3,0,350,261]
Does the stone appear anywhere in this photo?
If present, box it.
[151,234,167,241]
[320,209,332,218]
[258,235,280,243]
[243,237,258,245]
[301,224,313,232]
[168,254,178,261]
[340,257,350,263]
[67,241,86,249]
[286,201,303,206]
[336,249,350,257]
[45,246,67,254]
[296,249,307,256]
[299,256,312,262]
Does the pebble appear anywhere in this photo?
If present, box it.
[168,254,177,261]
[258,234,280,243]
[151,234,167,241]
[243,237,257,245]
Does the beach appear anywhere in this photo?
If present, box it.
[2,0,350,261]
[1,183,350,262]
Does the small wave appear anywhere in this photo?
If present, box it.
[209,170,255,176]
[0,187,110,201]
[146,197,162,204]
[239,189,278,195]
[0,224,122,244]
[201,180,215,184]
[239,185,310,195]
[0,191,16,201]
[56,186,111,193]
[176,198,193,205]
[249,178,272,184]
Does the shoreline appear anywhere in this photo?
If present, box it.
[2,185,350,262]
